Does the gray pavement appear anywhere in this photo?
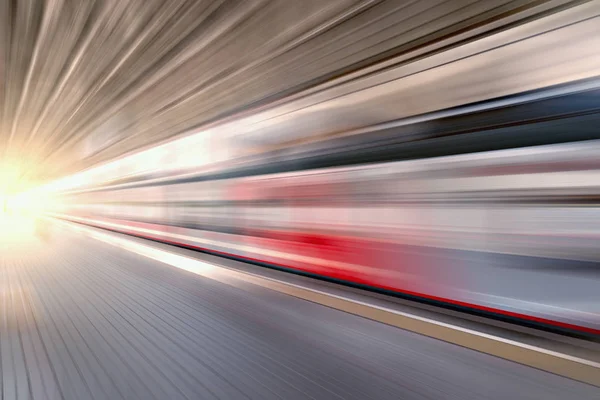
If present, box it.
[0,220,598,400]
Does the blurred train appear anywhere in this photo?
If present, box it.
[44,3,600,337]
[52,135,600,337]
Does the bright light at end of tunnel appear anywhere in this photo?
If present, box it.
[0,162,56,241]
[7,192,53,215]
[0,205,37,241]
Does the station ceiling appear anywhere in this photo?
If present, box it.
[0,0,573,190]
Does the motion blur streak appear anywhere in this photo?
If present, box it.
[2,0,600,399]
[37,0,600,334]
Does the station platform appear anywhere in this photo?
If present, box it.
[0,218,598,400]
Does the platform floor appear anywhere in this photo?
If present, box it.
[0,219,597,400]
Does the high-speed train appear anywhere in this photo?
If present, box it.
[47,2,600,337]
[54,132,600,337]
